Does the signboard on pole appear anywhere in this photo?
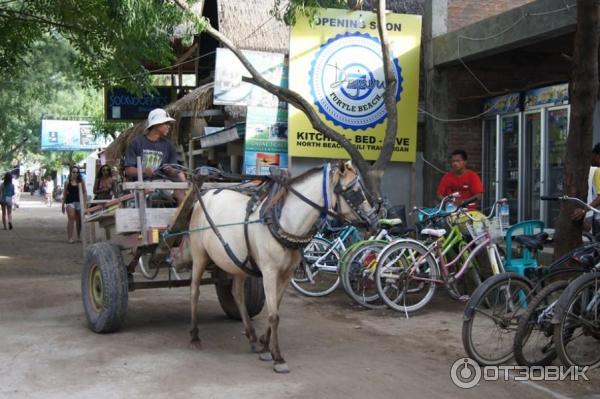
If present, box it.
[41,119,111,151]
[288,9,422,162]
[243,106,288,175]
[105,87,172,121]
[214,48,285,107]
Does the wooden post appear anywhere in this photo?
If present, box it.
[136,157,148,245]
[78,183,87,257]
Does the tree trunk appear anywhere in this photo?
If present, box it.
[553,0,600,259]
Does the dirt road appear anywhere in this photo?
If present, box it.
[0,195,597,399]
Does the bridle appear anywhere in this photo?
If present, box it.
[332,169,379,229]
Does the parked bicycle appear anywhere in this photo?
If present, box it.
[462,195,600,366]
[374,196,507,315]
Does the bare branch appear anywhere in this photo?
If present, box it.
[171,0,372,179]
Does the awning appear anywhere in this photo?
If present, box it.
[199,123,245,148]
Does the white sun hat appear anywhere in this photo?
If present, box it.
[146,108,175,130]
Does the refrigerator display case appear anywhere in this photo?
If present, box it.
[482,84,569,228]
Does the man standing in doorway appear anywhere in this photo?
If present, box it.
[437,149,484,209]
[124,108,186,203]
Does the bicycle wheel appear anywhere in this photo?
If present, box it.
[462,273,533,366]
[553,272,600,369]
[513,280,569,367]
[375,240,440,314]
[138,254,160,280]
[291,237,341,297]
[340,241,387,309]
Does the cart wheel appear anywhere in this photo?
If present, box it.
[81,242,128,333]
[215,269,265,320]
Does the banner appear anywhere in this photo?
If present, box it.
[214,48,285,108]
[243,106,288,175]
[41,120,111,151]
[105,87,172,121]
[524,83,569,110]
[288,9,421,162]
[483,93,520,114]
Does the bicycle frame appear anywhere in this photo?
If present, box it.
[308,225,359,274]
[401,229,503,286]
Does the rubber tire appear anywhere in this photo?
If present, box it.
[81,242,128,333]
[375,240,440,314]
[215,269,265,320]
[461,273,533,366]
[513,280,569,367]
[553,272,600,369]
[340,241,387,309]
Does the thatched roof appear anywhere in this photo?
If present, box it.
[214,0,289,53]
[104,82,215,164]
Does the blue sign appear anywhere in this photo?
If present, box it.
[41,119,111,151]
[105,87,172,121]
[309,32,403,131]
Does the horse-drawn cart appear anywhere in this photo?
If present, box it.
[79,174,265,333]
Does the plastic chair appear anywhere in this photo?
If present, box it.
[503,220,545,276]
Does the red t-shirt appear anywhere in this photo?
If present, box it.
[437,170,484,202]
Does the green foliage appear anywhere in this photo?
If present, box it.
[0,36,121,171]
[271,0,350,25]
[0,0,194,92]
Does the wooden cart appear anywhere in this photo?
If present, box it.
[79,177,265,333]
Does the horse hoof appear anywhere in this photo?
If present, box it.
[259,352,273,361]
[273,362,290,374]
[190,340,202,350]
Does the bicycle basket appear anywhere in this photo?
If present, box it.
[448,210,487,236]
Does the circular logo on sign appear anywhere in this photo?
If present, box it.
[309,31,403,131]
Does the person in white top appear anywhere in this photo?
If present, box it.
[572,143,600,232]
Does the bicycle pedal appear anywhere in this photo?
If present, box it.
[459,295,470,303]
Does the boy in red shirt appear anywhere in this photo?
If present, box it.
[437,149,484,209]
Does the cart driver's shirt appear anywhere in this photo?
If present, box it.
[124,134,178,177]
[437,170,484,203]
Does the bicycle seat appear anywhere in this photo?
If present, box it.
[514,232,548,251]
[421,228,446,238]
[378,218,403,227]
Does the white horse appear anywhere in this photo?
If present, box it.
[187,161,377,373]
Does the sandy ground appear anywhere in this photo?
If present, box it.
[0,195,598,399]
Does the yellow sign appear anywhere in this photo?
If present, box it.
[288,9,422,162]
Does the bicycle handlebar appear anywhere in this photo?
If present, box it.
[541,195,600,213]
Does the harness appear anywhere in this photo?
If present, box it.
[192,164,375,277]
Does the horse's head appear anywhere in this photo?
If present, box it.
[332,161,379,229]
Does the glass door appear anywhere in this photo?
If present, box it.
[482,116,498,210]
[500,113,520,224]
[544,106,569,227]
[522,111,542,221]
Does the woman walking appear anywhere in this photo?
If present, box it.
[93,165,116,200]
[0,173,15,230]
[61,166,87,243]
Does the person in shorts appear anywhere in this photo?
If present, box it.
[61,166,87,243]
[0,173,15,230]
